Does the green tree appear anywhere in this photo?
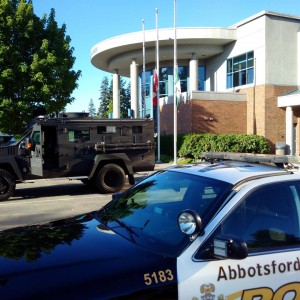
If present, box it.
[120,79,130,118]
[98,76,111,118]
[98,76,130,118]
[88,99,96,117]
[107,99,113,118]
[0,0,81,134]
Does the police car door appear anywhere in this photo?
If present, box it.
[177,181,300,300]
[30,124,43,176]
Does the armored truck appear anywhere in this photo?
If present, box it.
[0,112,155,201]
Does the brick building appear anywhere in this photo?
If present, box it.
[91,11,300,155]
[159,91,247,136]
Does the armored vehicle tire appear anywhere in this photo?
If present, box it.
[94,163,126,193]
[0,169,16,201]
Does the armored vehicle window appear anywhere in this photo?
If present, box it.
[97,126,116,134]
[132,126,142,134]
[121,126,131,136]
[32,131,41,145]
[68,130,90,143]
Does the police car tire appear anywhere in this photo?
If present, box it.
[0,169,16,201]
[94,163,126,193]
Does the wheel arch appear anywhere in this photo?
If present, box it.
[0,159,23,181]
[89,153,134,180]
[0,168,17,201]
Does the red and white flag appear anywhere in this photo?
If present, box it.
[153,69,158,107]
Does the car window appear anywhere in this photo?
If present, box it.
[220,182,300,253]
[100,170,231,257]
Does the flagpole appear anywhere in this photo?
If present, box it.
[142,19,146,117]
[173,0,177,165]
[156,8,161,163]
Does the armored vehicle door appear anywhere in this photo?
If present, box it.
[30,124,43,176]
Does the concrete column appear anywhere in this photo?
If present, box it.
[130,59,138,118]
[286,106,293,155]
[113,70,120,118]
[189,53,198,92]
[298,32,300,86]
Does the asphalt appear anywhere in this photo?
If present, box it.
[0,162,175,231]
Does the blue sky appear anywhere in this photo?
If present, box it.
[31,0,300,113]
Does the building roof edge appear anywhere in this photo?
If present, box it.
[229,10,300,28]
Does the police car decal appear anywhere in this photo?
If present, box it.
[178,251,300,299]
[143,269,175,286]
[191,282,300,300]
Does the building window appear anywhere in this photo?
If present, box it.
[198,66,205,91]
[159,67,172,97]
[178,66,188,93]
[227,51,254,88]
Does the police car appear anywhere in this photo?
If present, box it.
[0,152,300,299]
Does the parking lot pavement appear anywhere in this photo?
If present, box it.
[0,180,110,231]
[0,163,172,231]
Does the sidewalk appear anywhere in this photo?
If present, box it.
[133,162,172,182]
[154,162,173,170]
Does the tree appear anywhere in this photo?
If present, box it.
[98,76,130,118]
[0,0,81,134]
[98,76,110,118]
[107,99,113,118]
[88,99,96,117]
[120,79,130,118]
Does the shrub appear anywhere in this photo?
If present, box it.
[178,133,270,159]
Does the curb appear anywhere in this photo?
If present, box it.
[133,163,172,183]
[154,162,173,170]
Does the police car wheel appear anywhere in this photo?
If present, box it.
[94,164,126,193]
[0,169,16,201]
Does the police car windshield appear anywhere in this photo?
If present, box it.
[100,170,232,257]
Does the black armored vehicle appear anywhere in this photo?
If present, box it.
[0,112,155,201]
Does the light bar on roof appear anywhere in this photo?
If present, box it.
[202,152,290,164]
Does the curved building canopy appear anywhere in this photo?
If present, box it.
[91,27,236,77]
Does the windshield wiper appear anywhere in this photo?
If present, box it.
[111,219,139,242]
[97,207,139,242]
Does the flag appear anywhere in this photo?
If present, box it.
[175,65,181,105]
[153,69,158,107]
[141,83,145,109]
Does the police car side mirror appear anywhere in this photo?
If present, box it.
[178,210,202,238]
[213,235,248,260]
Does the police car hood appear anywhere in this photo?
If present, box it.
[0,213,177,299]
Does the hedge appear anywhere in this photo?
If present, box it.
[156,134,270,160]
[178,133,270,159]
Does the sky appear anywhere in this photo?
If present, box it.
[31,0,300,113]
